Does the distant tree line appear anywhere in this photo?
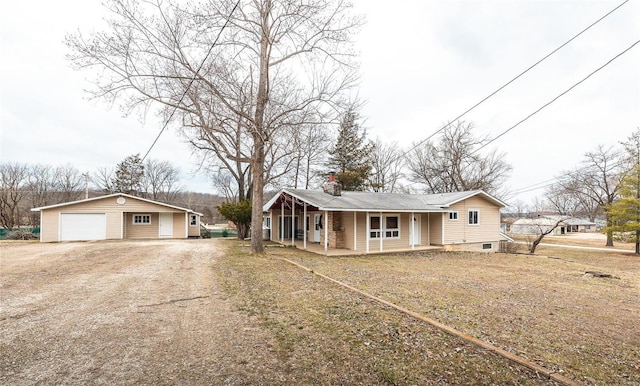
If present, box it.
[0,157,226,228]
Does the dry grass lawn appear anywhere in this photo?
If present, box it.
[2,238,638,385]
[269,243,639,385]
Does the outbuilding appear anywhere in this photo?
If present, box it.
[32,193,202,242]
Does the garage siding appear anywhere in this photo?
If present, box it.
[37,195,196,242]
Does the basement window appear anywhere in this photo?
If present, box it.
[133,214,151,224]
[482,243,492,250]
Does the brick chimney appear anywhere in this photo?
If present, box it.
[323,172,342,196]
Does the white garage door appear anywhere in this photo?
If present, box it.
[60,213,107,241]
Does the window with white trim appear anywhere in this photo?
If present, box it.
[482,243,492,250]
[370,216,381,239]
[369,215,400,239]
[449,211,458,220]
[468,210,479,225]
[189,214,198,226]
[385,216,399,238]
[133,214,151,224]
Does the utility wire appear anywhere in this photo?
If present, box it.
[141,1,241,162]
[402,0,629,157]
[473,39,640,155]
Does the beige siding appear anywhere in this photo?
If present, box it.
[443,196,501,245]
[429,213,443,245]
[188,214,200,237]
[38,195,193,242]
[343,211,355,250]
[125,213,159,239]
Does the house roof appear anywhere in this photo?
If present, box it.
[31,193,203,215]
[512,216,596,226]
[263,188,506,213]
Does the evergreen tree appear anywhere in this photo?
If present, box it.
[112,154,145,195]
[605,129,640,254]
[327,109,373,191]
[216,200,252,240]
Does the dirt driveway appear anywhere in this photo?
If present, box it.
[1,240,287,385]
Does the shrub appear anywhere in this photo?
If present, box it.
[7,230,37,240]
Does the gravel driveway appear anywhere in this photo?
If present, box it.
[1,240,287,385]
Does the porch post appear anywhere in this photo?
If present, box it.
[303,203,307,250]
[427,213,430,245]
[366,212,370,253]
[441,213,445,245]
[280,201,284,243]
[379,211,383,252]
[185,212,189,238]
[291,199,295,246]
[324,210,328,254]
[353,212,357,251]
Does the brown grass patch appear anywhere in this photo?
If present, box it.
[268,245,639,386]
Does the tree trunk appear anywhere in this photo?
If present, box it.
[636,229,640,255]
[249,3,271,254]
[605,216,614,247]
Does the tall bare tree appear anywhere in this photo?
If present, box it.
[66,0,362,253]
[368,137,404,193]
[92,167,115,194]
[0,163,29,228]
[407,121,512,196]
[54,164,85,203]
[560,145,624,246]
[142,159,182,202]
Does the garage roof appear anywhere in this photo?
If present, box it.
[31,193,203,215]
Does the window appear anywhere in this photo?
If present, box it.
[263,216,271,229]
[369,215,399,239]
[190,214,198,226]
[133,214,151,224]
[370,216,381,239]
[449,211,458,220]
[468,210,479,225]
[385,216,399,238]
[482,243,492,250]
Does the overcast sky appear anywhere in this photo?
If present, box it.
[1,0,638,205]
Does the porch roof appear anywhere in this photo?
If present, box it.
[264,188,506,213]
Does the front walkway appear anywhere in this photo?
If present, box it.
[271,239,442,256]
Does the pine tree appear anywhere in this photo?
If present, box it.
[327,109,373,191]
[112,154,145,195]
[605,129,640,254]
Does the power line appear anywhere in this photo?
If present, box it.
[473,39,640,155]
[141,1,241,162]
[401,0,629,158]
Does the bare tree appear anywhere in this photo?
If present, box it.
[0,163,29,228]
[560,145,624,246]
[66,0,362,253]
[529,218,566,254]
[368,137,404,193]
[546,173,601,221]
[142,159,182,202]
[92,167,115,194]
[54,164,84,203]
[407,121,512,196]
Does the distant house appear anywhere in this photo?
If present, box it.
[263,178,509,254]
[510,216,596,235]
[32,193,202,242]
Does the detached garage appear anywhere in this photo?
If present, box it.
[32,193,203,242]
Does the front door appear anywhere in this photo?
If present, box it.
[410,214,421,246]
[159,213,173,238]
[313,214,322,242]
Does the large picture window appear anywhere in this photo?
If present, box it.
[468,210,479,225]
[369,215,399,239]
[133,214,151,224]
